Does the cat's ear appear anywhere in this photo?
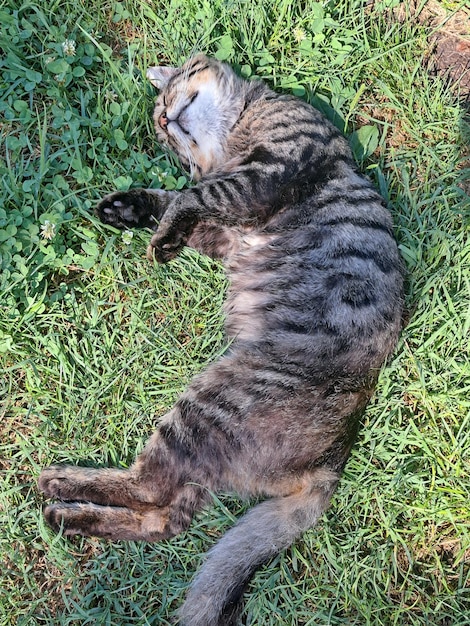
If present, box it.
[146,66,178,90]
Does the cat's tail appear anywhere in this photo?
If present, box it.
[178,469,339,626]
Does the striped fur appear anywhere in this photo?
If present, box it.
[39,55,404,625]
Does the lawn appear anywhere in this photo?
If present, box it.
[1,0,469,624]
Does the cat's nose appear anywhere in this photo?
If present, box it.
[158,111,168,130]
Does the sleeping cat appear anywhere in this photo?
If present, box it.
[39,54,404,625]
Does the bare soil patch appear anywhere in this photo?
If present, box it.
[383,1,470,102]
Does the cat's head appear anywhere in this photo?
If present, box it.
[147,54,243,180]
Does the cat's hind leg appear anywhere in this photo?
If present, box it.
[38,411,212,541]
[38,465,141,506]
[40,482,204,541]
[42,501,168,541]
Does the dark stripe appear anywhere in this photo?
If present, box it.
[226,174,249,197]
[268,128,311,143]
[217,179,238,205]
[333,248,397,273]
[321,216,394,237]
[169,62,209,92]
[159,421,194,459]
[207,182,222,203]
[251,364,305,388]
[195,392,244,423]
[299,142,315,163]
[191,186,204,204]
[341,291,377,308]
[183,62,209,80]
[314,194,382,212]
[265,120,293,132]
[241,146,286,167]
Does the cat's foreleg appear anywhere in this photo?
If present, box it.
[146,165,278,262]
[97,188,178,230]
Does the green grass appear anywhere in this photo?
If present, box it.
[1,0,469,624]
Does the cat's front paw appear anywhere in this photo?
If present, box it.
[147,228,187,263]
[146,211,197,263]
[96,189,164,230]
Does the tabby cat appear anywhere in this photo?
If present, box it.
[39,54,404,625]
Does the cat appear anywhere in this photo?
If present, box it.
[38,54,404,626]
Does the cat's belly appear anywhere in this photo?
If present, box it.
[224,289,271,340]
[224,232,279,341]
